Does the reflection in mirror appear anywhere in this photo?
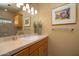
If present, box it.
[0,18,17,37]
[0,3,39,37]
[0,3,20,37]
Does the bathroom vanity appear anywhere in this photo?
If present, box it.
[0,34,48,56]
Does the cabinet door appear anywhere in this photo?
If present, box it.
[14,14,23,28]
[39,45,44,56]
[30,49,39,56]
[29,42,39,54]
[18,14,22,27]
[43,43,48,56]
[39,38,48,56]
[39,44,48,56]
[14,48,29,56]
[43,48,48,56]
[43,39,48,56]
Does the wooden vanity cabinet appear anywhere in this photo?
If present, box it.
[29,41,39,56]
[13,37,48,56]
[30,49,39,56]
[14,48,29,56]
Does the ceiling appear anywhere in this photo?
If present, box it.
[0,3,21,13]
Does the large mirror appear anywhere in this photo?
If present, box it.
[0,3,39,37]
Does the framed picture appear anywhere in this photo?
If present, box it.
[24,16,31,26]
[52,4,76,25]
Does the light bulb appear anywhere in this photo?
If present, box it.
[35,10,37,14]
[26,3,30,9]
[23,6,26,11]
[31,11,34,15]
[28,9,30,13]
[16,3,20,8]
[31,7,34,12]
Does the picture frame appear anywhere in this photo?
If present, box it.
[52,4,76,25]
[24,16,31,26]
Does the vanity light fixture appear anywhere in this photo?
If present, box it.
[31,7,34,15]
[16,3,23,8]
[16,3,20,8]
[31,11,34,15]
[35,10,37,14]
[28,9,31,13]
[16,3,38,15]
[31,7,34,12]
[23,6,26,11]
[26,3,30,9]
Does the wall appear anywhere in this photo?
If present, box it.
[38,3,79,56]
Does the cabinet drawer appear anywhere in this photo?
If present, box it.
[14,48,29,56]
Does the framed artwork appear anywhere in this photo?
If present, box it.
[52,4,76,25]
[24,16,31,26]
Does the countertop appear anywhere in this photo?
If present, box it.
[0,34,48,56]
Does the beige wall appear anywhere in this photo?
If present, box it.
[38,3,79,56]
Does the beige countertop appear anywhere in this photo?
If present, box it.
[0,34,48,56]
